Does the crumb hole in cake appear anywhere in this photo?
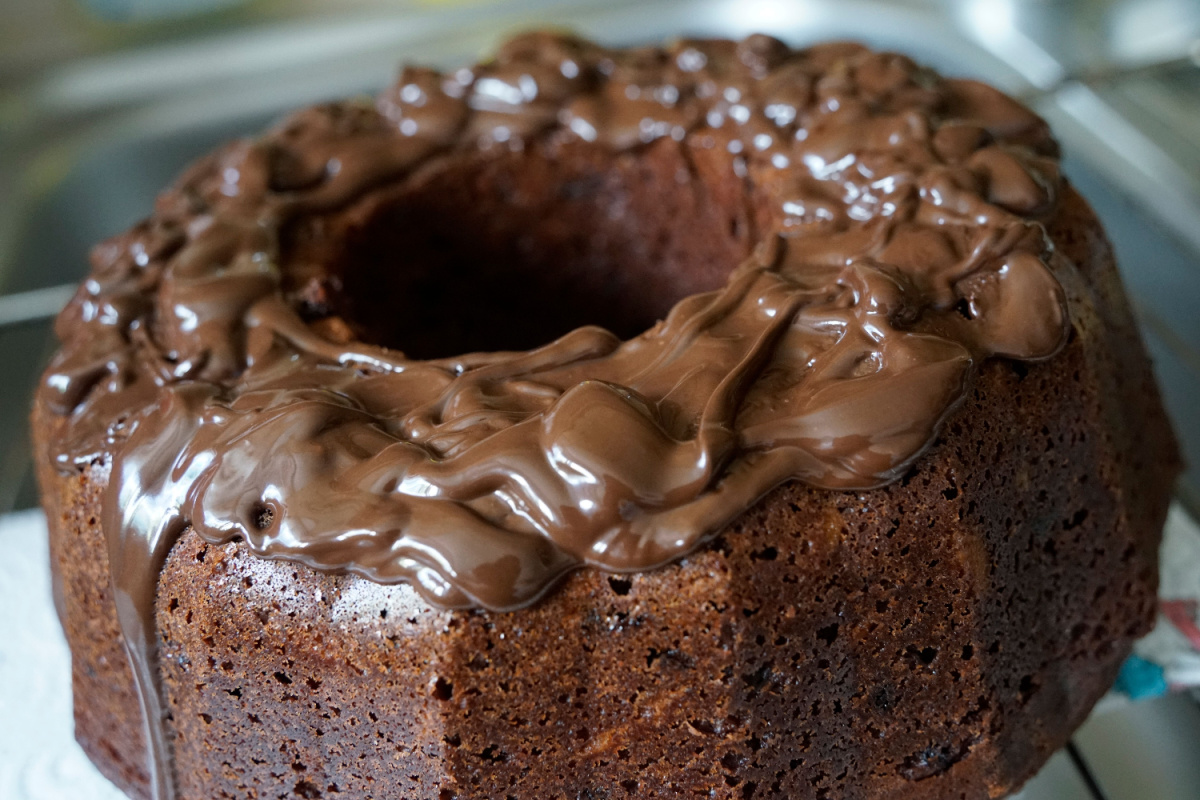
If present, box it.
[1018,674,1039,702]
[1062,508,1088,530]
[274,671,293,685]
[478,745,507,763]
[751,546,778,561]
[432,676,454,700]
[293,779,322,798]
[816,623,838,645]
[304,141,752,357]
[607,576,632,596]
[741,662,773,690]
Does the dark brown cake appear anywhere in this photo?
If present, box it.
[34,33,1179,800]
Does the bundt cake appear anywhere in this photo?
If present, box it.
[34,32,1179,800]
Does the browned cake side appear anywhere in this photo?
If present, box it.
[37,180,1178,800]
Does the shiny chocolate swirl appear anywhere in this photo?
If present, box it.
[41,33,1068,800]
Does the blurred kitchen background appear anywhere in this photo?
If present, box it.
[1,1,1199,798]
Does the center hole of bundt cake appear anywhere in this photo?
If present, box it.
[325,141,754,358]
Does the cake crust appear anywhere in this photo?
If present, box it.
[34,33,1179,800]
[38,185,1176,798]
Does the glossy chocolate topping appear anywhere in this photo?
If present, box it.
[41,33,1069,800]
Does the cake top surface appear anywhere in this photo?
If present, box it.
[42,32,1068,612]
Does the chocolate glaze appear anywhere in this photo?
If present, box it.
[39,34,1070,800]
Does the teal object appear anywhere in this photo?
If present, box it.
[78,0,248,22]
[1114,654,1169,700]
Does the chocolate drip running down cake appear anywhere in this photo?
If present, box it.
[34,32,1179,800]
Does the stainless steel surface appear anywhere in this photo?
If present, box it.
[1,1,1198,797]
[953,0,1200,82]
[1073,693,1200,799]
